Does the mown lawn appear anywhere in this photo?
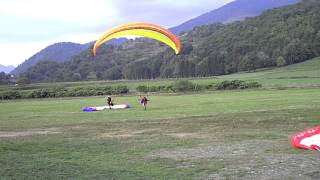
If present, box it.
[1,88,320,179]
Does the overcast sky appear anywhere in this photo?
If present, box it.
[0,0,234,66]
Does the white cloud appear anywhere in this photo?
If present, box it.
[0,0,234,67]
[0,42,50,66]
[0,0,116,22]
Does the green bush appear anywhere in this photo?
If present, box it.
[0,91,22,100]
[136,85,148,93]
[1,85,130,100]
[173,80,194,92]
[55,89,68,97]
[216,80,261,90]
[192,84,205,91]
[205,84,213,90]
[135,81,209,93]
[148,86,160,92]
[102,86,113,95]
[73,88,89,97]
[166,85,175,92]
[136,85,169,93]
[158,86,167,92]
[1,80,261,100]
[246,82,262,88]
[30,89,42,98]
[113,85,129,94]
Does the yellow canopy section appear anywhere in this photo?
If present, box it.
[93,23,181,56]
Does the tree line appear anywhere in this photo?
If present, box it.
[0,72,12,85]
[1,80,261,100]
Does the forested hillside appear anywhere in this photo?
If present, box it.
[21,0,320,82]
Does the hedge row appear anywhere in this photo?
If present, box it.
[215,80,262,90]
[136,80,261,93]
[0,85,129,100]
[136,80,213,93]
[1,80,262,100]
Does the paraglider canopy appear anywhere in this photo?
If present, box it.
[93,22,181,56]
[291,126,320,151]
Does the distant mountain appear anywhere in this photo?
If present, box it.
[11,42,91,76]
[11,38,128,76]
[0,64,15,74]
[170,0,300,35]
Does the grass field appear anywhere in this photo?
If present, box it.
[0,58,320,179]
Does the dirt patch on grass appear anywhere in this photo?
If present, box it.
[0,128,62,138]
[97,128,208,139]
[166,132,208,139]
[0,126,208,140]
[97,128,160,138]
[203,154,320,179]
[225,154,320,179]
[149,141,261,161]
[149,140,320,179]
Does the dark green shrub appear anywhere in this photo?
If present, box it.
[192,84,205,91]
[205,84,213,90]
[136,85,148,93]
[0,91,21,99]
[65,90,76,97]
[102,86,113,95]
[158,86,167,92]
[148,86,160,92]
[166,85,175,92]
[216,80,262,90]
[173,80,194,92]
[30,89,42,98]
[113,85,129,94]
[55,89,68,97]
[246,81,262,88]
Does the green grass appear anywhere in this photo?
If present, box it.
[0,57,320,179]
[0,88,320,179]
[1,88,319,130]
[218,57,320,88]
[222,57,320,79]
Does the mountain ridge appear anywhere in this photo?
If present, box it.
[10,42,91,76]
[10,38,127,76]
[170,0,300,34]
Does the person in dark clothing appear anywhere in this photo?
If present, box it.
[139,95,149,110]
[106,95,114,109]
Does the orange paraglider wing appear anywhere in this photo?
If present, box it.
[93,23,181,56]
